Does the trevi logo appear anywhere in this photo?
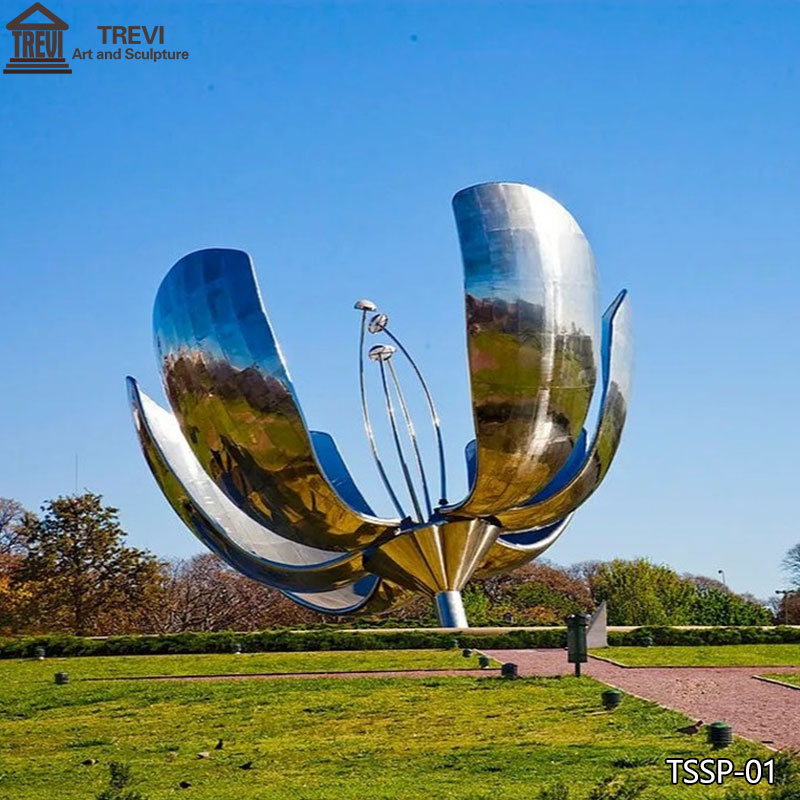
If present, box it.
[4,3,71,74]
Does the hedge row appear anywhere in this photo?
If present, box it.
[1,626,798,659]
[0,629,565,658]
[607,625,800,647]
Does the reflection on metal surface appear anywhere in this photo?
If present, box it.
[128,182,632,627]
[443,183,598,517]
[473,515,573,579]
[364,519,500,596]
[435,591,469,629]
[154,249,399,551]
[127,377,369,592]
[493,290,632,531]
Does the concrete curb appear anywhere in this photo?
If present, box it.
[753,675,800,691]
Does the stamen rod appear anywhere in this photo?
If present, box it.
[386,359,433,519]
[383,327,448,504]
[358,311,406,518]
[378,359,424,523]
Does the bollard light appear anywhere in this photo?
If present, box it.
[708,722,732,749]
[34,646,45,661]
[478,655,491,669]
[601,689,622,710]
[501,662,518,679]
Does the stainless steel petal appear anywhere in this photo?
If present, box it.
[473,515,573,578]
[153,249,399,550]
[127,377,371,592]
[284,576,413,615]
[442,182,598,517]
[495,289,633,531]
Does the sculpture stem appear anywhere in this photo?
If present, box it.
[383,327,448,505]
[386,359,433,519]
[434,590,468,628]
[357,311,406,518]
[378,359,424,522]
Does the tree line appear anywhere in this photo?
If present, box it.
[0,493,794,636]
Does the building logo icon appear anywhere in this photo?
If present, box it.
[4,3,71,75]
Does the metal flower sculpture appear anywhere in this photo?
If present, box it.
[127,182,632,628]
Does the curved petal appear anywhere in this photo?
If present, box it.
[310,431,375,516]
[153,248,398,550]
[465,428,587,507]
[494,289,633,531]
[284,576,413,616]
[127,377,371,592]
[473,515,572,579]
[442,182,598,517]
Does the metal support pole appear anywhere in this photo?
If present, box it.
[382,326,448,505]
[378,359,424,522]
[386,359,433,519]
[434,591,468,628]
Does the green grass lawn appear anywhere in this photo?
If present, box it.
[594,644,800,667]
[0,649,481,682]
[0,652,771,799]
[760,673,800,688]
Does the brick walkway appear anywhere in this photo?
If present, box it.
[483,649,800,750]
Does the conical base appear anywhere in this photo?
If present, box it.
[364,518,499,600]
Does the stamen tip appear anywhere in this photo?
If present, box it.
[368,344,396,362]
[368,313,389,334]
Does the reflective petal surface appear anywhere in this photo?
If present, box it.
[153,249,399,550]
[363,519,499,596]
[473,515,573,579]
[128,377,371,592]
[285,576,412,615]
[495,289,633,531]
[443,183,598,517]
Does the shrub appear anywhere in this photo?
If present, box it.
[606,626,800,647]
[2,623,798,659]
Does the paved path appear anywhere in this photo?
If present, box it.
[484,649,800,751]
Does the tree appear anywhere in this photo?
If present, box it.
[783,543,800,588]
[0,498,29,633]
[0,497,26,555]
[144,553,326,633]
[12,493,165,635]
[690,586,771,626]
[589,558,696,626]
[773,591,800,625]
[477,561,594,624]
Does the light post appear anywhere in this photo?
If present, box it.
[717,569,726,586]
[776,590,792,625]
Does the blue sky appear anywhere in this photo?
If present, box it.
[1,1,798,600]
